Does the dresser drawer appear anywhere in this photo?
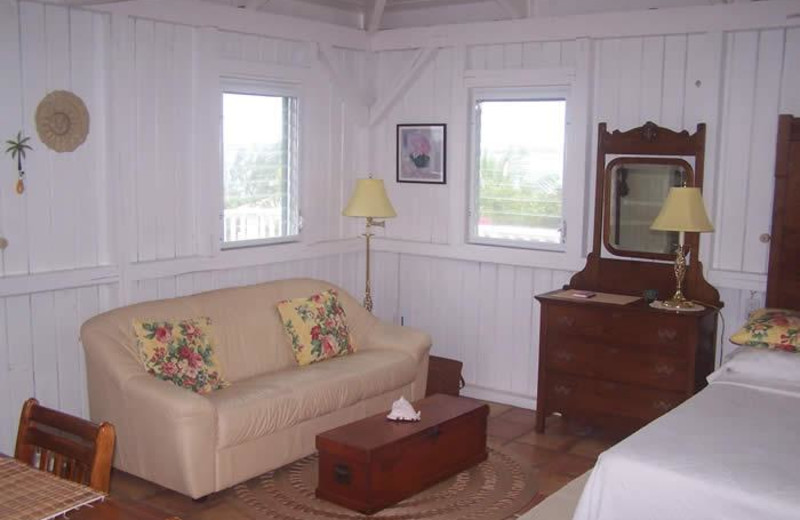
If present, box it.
[546,373,684,422]
[546,305,692,354]
[545,339,690,391]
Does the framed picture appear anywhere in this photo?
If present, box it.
[396,124,446,184]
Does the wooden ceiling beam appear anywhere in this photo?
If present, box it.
[367,0,387,32]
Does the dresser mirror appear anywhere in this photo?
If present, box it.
[604,157,692,260]
[569,121,720,306]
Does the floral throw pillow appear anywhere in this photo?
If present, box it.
[133,317,229,393]
[277,289,356,366]
[730,308,800,353]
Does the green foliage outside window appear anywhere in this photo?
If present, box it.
[224,142,285,210]
[478,146,562,230]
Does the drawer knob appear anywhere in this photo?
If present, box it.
[557,316,576,327]
[657,328,678,343]
[553,384,572,396]
[653,363,675,376]
[652,400,674,412]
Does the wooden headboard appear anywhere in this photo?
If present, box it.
[765,114,800,309]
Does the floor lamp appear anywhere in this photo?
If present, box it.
[650,187,714,309]
[343,179,396,312]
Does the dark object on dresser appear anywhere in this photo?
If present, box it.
[315,394,488,514]
[426,355,465,397]
[534,292,718,433]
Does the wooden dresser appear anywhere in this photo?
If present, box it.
[534,291,718,433]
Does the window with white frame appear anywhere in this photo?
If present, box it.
[221,79,299,248]
[469,87,567,249]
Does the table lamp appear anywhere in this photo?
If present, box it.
[650,187,714,309]
[343,178,396,312]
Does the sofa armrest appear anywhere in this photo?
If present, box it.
[118,374,217,498]
[361,322,432,364]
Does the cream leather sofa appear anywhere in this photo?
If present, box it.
[80,278,431,498]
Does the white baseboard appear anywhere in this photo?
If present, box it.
[460,385,537,410]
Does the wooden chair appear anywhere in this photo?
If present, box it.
[14,398,116,493]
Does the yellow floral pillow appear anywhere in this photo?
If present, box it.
[730,308,800,353]
[277,289,356,366]
[133,317,229,393]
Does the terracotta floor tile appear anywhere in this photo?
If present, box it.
[569,437,617,458]
[546,452,596,478]
[515,429,577,451]
[488,417,535,442]
[538,471,576,496]
[486,401,513,417]
[499,407,538,427]
[109,470,163,501]
[503,441,560,468]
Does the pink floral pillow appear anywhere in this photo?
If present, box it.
[133,317,229,393]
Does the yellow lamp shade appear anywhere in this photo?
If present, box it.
[343,179,397,218]
[651,187,714,233]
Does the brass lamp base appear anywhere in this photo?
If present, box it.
[660,292,695,309]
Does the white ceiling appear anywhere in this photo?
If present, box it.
[198,0,751,30]
[63,0,761,31]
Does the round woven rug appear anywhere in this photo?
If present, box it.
[230,448,537,520]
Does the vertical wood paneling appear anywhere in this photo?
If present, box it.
[21,3,51,273]
[780,28,800,113]
[742,30,783,273]
[716,31,759,271]
[72,9,104,268]
[0,0,27,276]
[135,20,158,262]
[154,22,177,260]
[0,301,12,453]
[661,35,688,129]
[31,294,58,408]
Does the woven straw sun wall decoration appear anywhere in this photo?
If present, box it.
[35,90,90,153]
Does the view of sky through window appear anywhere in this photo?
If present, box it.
[222,92,291,244]
[476,99,566,244]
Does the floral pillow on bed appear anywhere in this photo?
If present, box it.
[276,289,356,366]
[729,308,800,353]
[133,317,229,393]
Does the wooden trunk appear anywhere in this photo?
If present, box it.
[316,394,488,514]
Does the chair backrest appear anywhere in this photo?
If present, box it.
[14,398,116,493]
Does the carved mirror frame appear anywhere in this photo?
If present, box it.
[603,156,693,260]
[570,121,720,306]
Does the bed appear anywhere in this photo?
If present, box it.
[572,114,800,520]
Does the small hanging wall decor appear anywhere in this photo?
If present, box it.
[35,90,90,153]
[5,131,32,194]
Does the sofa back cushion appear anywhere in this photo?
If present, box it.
[81,278,377,382]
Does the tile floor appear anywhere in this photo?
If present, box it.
[108,402,628,519]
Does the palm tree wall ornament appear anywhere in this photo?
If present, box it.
[5,131,32,194]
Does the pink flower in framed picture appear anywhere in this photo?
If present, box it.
[397,124,446,184]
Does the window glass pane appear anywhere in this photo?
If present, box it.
[476,99,565,244]
[222,92,297,244]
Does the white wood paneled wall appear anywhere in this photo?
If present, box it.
[0,3,110,276]
[368,24,800,405]
[0,0,798,451]
[0,0,370,452]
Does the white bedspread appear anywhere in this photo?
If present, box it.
[572,374,800,520]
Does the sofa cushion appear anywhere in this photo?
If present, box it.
[207,349,417,449]
[133,317,229,394]
[277,289,355,366]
